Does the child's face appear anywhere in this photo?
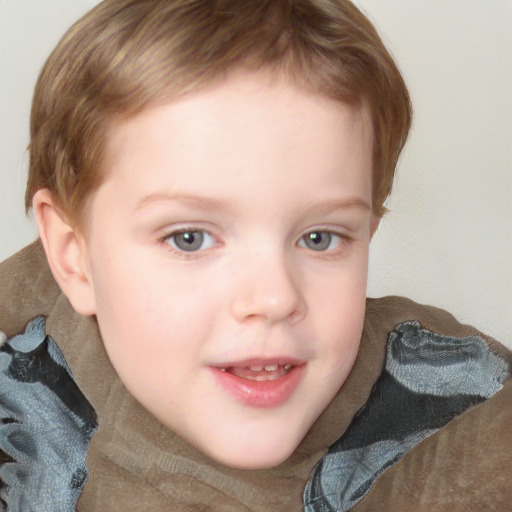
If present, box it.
[80,72,375,469]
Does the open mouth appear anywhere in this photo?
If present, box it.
[212,360,305,407]
[220,364,294,382]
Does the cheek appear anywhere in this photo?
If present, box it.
[309,252,368,319]
[88,245,221,371]
[86,244,169,371]
[308,259,368,369]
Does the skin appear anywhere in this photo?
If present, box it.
[36,72,377,469]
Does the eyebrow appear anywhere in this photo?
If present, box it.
[134,192,230,212]
[306,197,372,215]
[134,192,371,214]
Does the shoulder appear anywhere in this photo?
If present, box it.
[0,316,97,510]
[365,295,512,364]
[0,241,62,338]
[352,378,512,511]
[358,297,512,511]
[305,296,512,512]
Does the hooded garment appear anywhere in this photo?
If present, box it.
[1,241,511,511]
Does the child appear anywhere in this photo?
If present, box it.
[0,0,510,510]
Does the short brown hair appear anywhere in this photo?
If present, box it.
[26,0,412,226]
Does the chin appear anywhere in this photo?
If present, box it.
[212,449,294,471]
[198,434,299,470]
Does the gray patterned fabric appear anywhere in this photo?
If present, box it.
[0,317,98,512]
[303,321,509,512]
[0,316,509,512]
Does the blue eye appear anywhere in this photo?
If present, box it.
[166,230,215,252]
[298,231,341,251]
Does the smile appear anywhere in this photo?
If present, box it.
[211,359,305,408]
[220,363,294,381]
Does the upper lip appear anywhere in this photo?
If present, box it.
[211,357,306,369]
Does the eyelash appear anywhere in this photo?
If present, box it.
[160,227,218,257]
[159,227,350,258]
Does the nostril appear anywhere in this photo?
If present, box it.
[229,261,305,323]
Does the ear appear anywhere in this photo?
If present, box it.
[33,189,96,316]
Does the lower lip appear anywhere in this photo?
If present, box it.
[210,364,305,408]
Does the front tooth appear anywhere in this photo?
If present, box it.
[255,373,280,382]
[264,364,278,371]
[249,365,263,371]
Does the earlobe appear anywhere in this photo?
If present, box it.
[32,189,96,316]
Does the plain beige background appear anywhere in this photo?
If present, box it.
[1,0,511,347]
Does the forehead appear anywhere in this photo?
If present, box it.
[99,72,373,209]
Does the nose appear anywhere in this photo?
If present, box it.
[230,252,306,324]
